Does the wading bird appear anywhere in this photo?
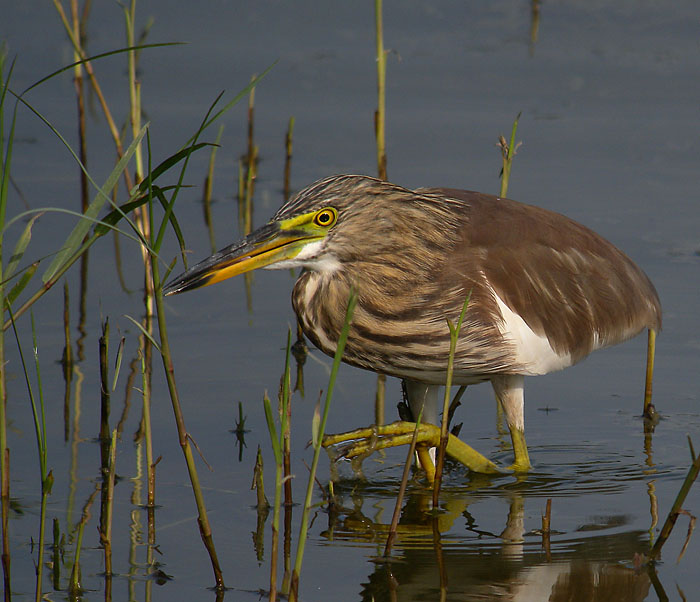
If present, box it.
[164,175,661,475]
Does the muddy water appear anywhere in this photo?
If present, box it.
[2,1,699,600]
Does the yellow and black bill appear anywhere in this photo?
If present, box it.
[163,220,314,296]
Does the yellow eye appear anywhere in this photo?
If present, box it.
[313,208,337,227]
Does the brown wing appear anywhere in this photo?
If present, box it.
[434,188,661,363]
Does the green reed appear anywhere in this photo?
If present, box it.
[68,486,99,598]
[0,49,14,600]
[261,330,292,601]
[374,0,389,427]
[8,311,53,602]
[375,0,387,180]
[66,0,90,214]
[289,289,357,601]
[498,112,522,198]
[384,405,423,557]
[136,75,275,584]
[101,430,117,600]
[143,130,227,588]
[0,18,273,592]
[139,342,157,510]
[95,319,123,597]
[51,518,61,590]
[0,36,229,333]
[433,291,471,508]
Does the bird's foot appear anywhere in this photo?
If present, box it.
[416,445,436,482]
[507,427,532,472]
[322,421,507,476]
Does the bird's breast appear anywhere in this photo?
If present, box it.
[290,268,525,382]
[292,270,348,359]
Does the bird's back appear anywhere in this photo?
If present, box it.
[433,188,661,372]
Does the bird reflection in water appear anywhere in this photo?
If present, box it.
[321,482,653,602]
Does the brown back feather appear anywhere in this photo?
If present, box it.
[434,188,662,361]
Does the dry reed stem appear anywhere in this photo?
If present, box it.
[99,320,111,481]
[541,498,552,533]
[648,444,700,562]
[62,282,73,442]
[139,336,156,509]
[51,0,135,193]
[541,498,552,560]
[70,0,89,213]
[0,55,12,602]
[151,259,225,589]
[1,449,8,602]
[51,518,61,590]
[101,430,117,599]
[384,412,423,557]
[203,124,224,253]
[284,117,295,200]
[432,517,448,602]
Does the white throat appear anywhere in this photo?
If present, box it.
[263,240,341,274]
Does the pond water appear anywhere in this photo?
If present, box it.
[2,1,699,600]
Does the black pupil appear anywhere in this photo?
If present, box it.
[319,212,330,223]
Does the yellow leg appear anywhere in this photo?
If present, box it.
[643,328,657,418]
[323,422,507,475]
[508,426,531,472]
[416,445,436,482]
[491,375,532,472]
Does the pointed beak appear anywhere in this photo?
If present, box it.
[163,221,316,295]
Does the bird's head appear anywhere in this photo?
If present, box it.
[163,175,411,296]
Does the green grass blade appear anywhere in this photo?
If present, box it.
[93,184,183,237]
[4,261,38,307]
[1,72,18,231]
[3,207,133,241]
[153,93,226,253]
[112,337,125,393]
[122,314,161,353]
[42,123,149,284]
[292,289,357,595]
[20,44,184,97]
[499,112,521,198]
[30,313,47,475]
[434,290,472,507]
[263,393,282,464]
[8,92,139,238]
[311,399,321,450]
[3,213,42,282]
[6,307,45,479]
[137,143,211,194]
[93,195,152,237]
[152,186,187,264]
[181,63,276,148]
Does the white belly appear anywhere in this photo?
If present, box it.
[492,289,574,375]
